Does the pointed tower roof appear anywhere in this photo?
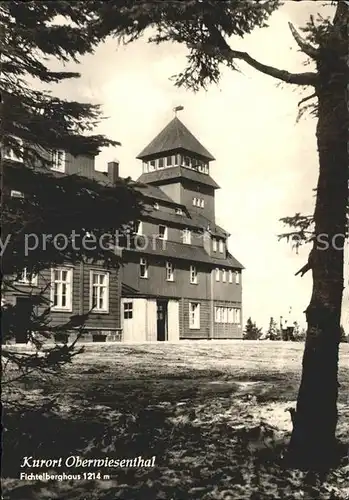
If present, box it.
[137,116,215,161]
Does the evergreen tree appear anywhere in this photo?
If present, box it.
[1,2,143,375]
[91,0,349,469]
[243,317,262,340]
[266,316,280,340]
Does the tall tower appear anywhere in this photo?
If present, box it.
[136,116,219,222]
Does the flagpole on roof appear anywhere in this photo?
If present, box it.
[173,105,184,116]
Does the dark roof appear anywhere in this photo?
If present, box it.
[137,166,220,189]
[132,183,175,204]
[123,239,244,269]
[137,117,215,161]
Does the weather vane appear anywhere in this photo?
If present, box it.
[173,105,184,116]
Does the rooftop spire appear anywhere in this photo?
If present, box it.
[137,115,215,161]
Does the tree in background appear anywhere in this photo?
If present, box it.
[266,317,280,340]
[1,2,143,378]
[90,0,348,469]
[243,317,262,340]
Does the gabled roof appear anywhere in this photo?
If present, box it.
[137,166,220,189]
[137,117,215,161]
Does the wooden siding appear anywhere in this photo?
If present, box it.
[140,220,203,246]
[122,255,211,300]
[179,298,242,340]
[5,263,121,337]
[180,180,215,222]
[180,298,211,339]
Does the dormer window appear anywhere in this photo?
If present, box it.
[166,156,172,167]
[213,238,217,252]
[158,225,167,240]
[158,158,164,169]
[175,208,182,215]
[219,239,224,253]
[135,221,143,235]
[153,202,159,210]
[183,228,191,244]
[149,160,156,171]
[200,199,204,208]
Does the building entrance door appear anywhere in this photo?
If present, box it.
[15,297,33,343]
[156,300,168,341]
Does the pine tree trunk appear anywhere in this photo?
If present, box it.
[287,40,348,470]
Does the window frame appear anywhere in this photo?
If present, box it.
[219,239,224,253]
[190,265,198,284]
[158,225,168,240]
[213,238,218,252]
[10,190,24,199]
[165,261,174,282]
[51,149,66,173]
[139,257,148,278]
[228,270,233,283]
[123,301,133,320]
[222,269,226,282]
[15,268,38,286]
[215,268,220,282]
[135,220,143,235]
[3,137,24,163]
[50,267,73,312]
[189,302,200,329]
[89,270,110,314]
[235,271,241,285]
[183,228,192,245]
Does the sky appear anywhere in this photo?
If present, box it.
[55,1,348,330]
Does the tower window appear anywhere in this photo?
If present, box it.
[215,268,220,281]
[166,261,174,281]
[158,225,167,240]
[140,258,148,278]
[200,199,204,208]
[184,156,191,167]
[235,271,240,285]
[222,269,226,282]
[183,228,191,244]
[190,265,198,284]
[219,239,224,253]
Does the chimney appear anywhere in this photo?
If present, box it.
[107,160,119,184]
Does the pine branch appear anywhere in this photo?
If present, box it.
[288,22,319,59]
